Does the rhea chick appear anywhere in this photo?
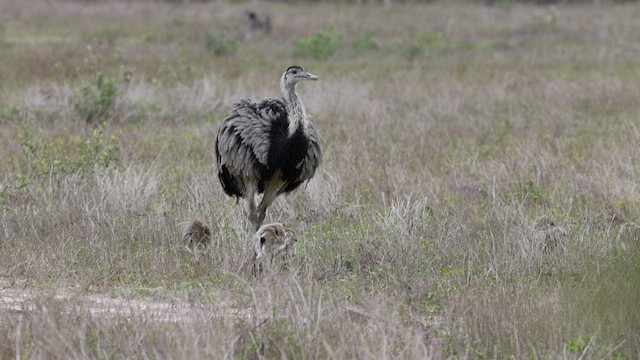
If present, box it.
[533,216,567,255]
[253,222,297,276]
[181,219,212,256]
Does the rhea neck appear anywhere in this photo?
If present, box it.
[281,80,308,137]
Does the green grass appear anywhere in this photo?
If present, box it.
[1,1,640,359]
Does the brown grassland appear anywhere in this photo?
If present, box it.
[1,0,639,358]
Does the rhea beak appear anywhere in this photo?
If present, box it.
[305,72,319,81]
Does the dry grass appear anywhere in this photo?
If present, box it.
[1,0,640,358]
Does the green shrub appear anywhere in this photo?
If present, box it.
[83,26,125,46]
[19,122,119,183]
[403,30,458,60]
[204,31,237,56]
[292,27,339,60]
[350,30,377,51]
[1,103,23,122]
[69,73,119,123]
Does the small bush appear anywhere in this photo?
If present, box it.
[18,122,119,183]
[69,73,119,123]
[350,30,377,51]
[292,27,339,60]
[403,30,458,60]
[85,26,124,46]
[204,31,237,56]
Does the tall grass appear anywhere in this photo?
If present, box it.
[1,0,639,358]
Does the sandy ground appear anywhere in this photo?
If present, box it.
[0,277,443,336]
[0,278,251,322]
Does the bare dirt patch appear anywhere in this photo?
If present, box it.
[0,278,250,323]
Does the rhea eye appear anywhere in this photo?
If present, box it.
[260,236,266,245]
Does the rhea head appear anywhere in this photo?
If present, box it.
[281,65,318,91]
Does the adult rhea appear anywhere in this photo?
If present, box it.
[215,66,322,230]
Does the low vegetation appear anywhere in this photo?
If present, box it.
[1,0,639,358]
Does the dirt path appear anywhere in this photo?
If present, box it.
[0,279,251,322]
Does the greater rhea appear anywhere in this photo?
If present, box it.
[215,66,322,230]
[533,217,567,255]
[252,222,297,276]
[245,10,272,38]
[181,219,212,256]
[617,222,639,252]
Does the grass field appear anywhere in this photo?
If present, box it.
[1,0,640,358]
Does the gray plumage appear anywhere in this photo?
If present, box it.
[215,66,322,230]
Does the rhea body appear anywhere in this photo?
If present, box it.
[215,66,322,230]
[253,222,297,275]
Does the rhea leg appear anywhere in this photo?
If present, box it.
[256,187,280,231]
[252,252,264,276]
[245,186,260,231]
